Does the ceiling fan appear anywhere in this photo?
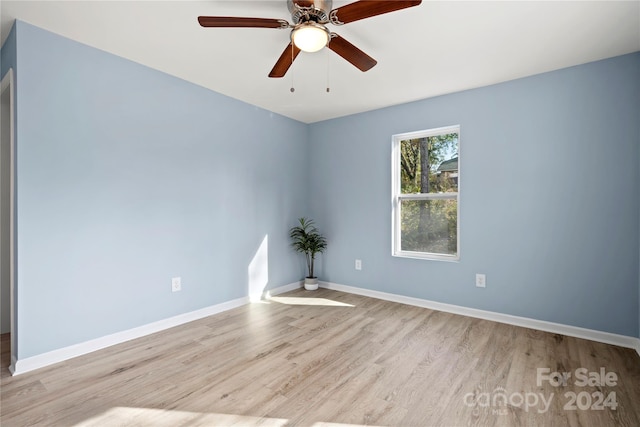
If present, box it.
[198,0,422,78]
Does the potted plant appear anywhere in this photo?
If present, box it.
[289,217,327,290]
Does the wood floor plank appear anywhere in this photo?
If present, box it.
[1,289,639,426]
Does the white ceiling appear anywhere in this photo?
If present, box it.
[1,1,639,123]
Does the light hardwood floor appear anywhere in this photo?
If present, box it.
[1,288,639,426]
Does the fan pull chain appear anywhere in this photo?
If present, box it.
[290,43,295,93]
[326,48,330,93]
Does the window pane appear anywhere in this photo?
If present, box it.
[400,135,458,195]
[400,199,457,255]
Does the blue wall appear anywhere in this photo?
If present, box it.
[11,21,308,358]
[309,53,640,337]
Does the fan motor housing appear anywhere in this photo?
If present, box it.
[287,0,333,24]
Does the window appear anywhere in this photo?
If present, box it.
[392,126,460,261]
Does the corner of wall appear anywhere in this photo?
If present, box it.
[1,18,18,361]
[636,52,640,341]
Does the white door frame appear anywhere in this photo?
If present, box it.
[1,68,16,374]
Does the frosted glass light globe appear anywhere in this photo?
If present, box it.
[292,24,329,53]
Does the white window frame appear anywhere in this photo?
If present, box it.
[391,125,460,261]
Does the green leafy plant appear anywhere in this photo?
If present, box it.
[289,217,327,279]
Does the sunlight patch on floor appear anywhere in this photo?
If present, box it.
[311,423,379,427]
[75,407,288,427]
[268,296,354,307]
[75,407,376,427]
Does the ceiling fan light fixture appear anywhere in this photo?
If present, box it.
[291,23,329,53]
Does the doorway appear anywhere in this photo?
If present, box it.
[1,68,15,374]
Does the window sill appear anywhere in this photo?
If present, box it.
[392,251,459,262]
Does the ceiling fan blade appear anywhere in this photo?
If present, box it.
[330,0,422,25]
[198,16,289,29]
[269,43,302,78]
[328,34,377,72]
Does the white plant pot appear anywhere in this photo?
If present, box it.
[304,277,319,291]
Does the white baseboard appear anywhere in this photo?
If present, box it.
[266,281,303,297]
[320,281,640,357]
[10,279,638,375]
[12,282,302,376]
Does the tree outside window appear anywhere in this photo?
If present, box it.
[392,126,459,260]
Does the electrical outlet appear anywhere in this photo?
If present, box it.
[172,277,181,292]
[475,274,486,288]
[355,259,362,270]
